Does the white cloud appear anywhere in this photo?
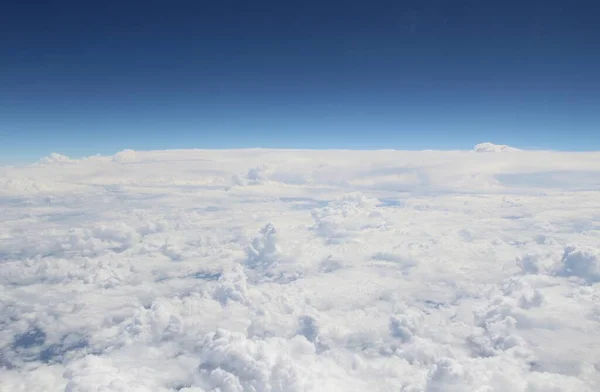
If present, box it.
[38,153,76,165]
[474,142,522,153]
[556,245,600,284]
[112,149,138,163]
[1,146,599,391]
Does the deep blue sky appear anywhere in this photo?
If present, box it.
[1,0,599,162]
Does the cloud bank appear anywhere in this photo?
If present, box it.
[1,146,599,391]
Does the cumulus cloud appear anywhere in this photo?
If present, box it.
[38,152,75,165]
[518,245,600,284]
[556,245,600,284]
[389,306,424,342]
[213,264,249,305]
[1,147,599,391]
[112,149,138,163]
[474,142,522,152]
[310,192,385,241]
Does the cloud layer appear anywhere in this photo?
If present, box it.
[1,146,600,391]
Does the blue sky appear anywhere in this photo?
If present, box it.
[1,0,600,162]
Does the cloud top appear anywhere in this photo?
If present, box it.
[1,147,599,391]
[474,142,522,152]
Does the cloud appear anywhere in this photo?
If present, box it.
[37,153,76,165]
[518,245,600,284]
[213,264,249,305]
[310,192,385,241]
[112,149,138,163]
[1,147,599,391]
[389,306,424,342]
[246,222,280,269]
[556,245,600,284]
[474,142,522,153]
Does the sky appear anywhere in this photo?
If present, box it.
[1,0,600,162]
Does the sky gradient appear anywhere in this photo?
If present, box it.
[1,0,600,162]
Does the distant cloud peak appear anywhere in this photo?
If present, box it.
[37,153,74,165]
[474,142,522,153]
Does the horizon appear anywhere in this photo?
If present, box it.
[4,141,596,166]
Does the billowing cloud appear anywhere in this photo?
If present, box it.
[1,146,599,391]
[474,142,522,153]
